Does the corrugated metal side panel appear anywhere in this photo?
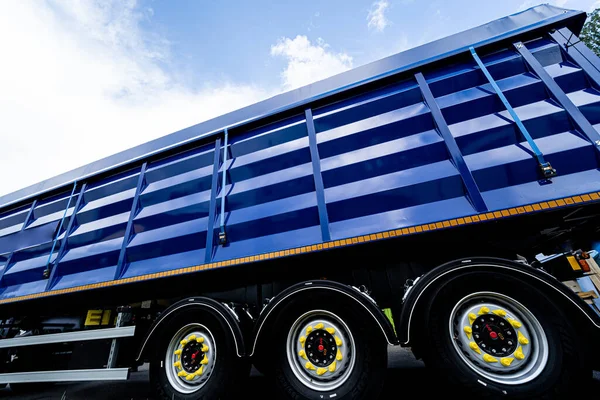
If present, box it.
[0,190,80,298]
[1,28,600,302]
[0,4,587,211]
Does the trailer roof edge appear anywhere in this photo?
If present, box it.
[0,4,587,211]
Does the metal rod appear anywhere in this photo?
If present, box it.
[0,326,135,349]
[305,108,332,241]
[205,138,222,262]
[469,46,553,176]
[219,128,228,244]
[44,182,78,278]
[415,72,488,213]
[46,184,88,290]
[107,310,130,369]
[514,41,600,153]
[0,200,37,285]
[20,200,37,231]
[114,163,147,280]
[0,253,14,287]
[0,368,130,384]
[550,28,600,92]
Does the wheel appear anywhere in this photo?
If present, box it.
[421,272,590,398]
[149,310,248,399]
[271,294,386,399]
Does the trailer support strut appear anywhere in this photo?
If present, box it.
[305,108,331,242]
[469,46,557,179]
[0,200,37,286]
[415,72,488,213]
[205,138,222,262]
[549,28,600,91]
[514,41,600,156]
[46,183,88,290]
[114,163,147,280]
[43,182,78,280]
[219,128,229,245]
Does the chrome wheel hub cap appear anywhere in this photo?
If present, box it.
[286,310,356,391]
[449,292,549,385]
[165,323,216,394]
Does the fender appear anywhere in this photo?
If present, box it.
[398,257,600,345]
[136,296,246,361]
[249,280,398,357]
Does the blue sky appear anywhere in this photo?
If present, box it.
[135,0,600,89]
[1,0,599,197]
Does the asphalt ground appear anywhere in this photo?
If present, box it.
[2,347,599,399]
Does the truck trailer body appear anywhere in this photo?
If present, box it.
[0,4,600,399]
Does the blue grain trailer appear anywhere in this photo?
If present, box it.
[1,4,600,398]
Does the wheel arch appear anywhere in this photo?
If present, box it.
[136,296,246,362]
[250,280,398,358]
[398,257,600,357]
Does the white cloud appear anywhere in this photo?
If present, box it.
[0,1,358,199]
[270,36,353,90]
[0,1,272,198]
[367,0,390,32]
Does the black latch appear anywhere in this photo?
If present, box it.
[219,231,227,245]
[539,162,557,179]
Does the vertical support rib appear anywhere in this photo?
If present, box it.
[44,182,78,279]
[21,200,38,231]
[219,129,229,245]
[205,138,222,263]
[550,28,600,90]
[46,184,87,290]
[415,73,488,213]
[514,41,600,153]
[0,200,38,285]
[470,46,556,177]
[305,108,331,241]
[0,254,14,287]
[114,163,147,280]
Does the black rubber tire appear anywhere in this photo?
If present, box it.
[252,356,273,377]
[9,382,47,393]
[272,293,386,400]
[149,310,249,400]
[420,272,591,399]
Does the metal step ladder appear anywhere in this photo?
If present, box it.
[0,309,134,384]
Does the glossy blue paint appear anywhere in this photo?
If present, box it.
[514,41,600,153]
[21,200,37,231]
[220,129,229,243]
[0,189,80,295]
[470,47,547,168]
[44,182,78,276]
[550,28,600,90]
[0,201,37,285]
[1,5,600,301]
[0,5,588,211]
[305,109,331,241]
[46,184,87,290]
[115,164,147,280]
[205,138,222,263]
[415,72,487,213]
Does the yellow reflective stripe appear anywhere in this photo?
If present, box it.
[0,191,599,305]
